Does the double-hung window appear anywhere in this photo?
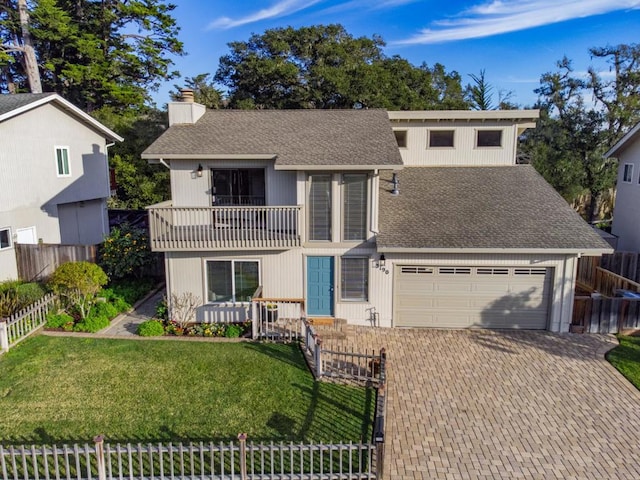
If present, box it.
[308,174,332,241]
[0,227,11,250]
[206,260,259,303]
[342,174,368,241]
[55,146,71,177]
[341,257,368,302]
[623,164,634,183]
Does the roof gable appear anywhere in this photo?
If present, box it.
[142,109,403,169]
[0,93,123,142]
[605,121,640,158]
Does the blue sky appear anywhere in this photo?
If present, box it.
[156,0,640,108]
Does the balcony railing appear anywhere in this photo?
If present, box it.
[148,203,302,251]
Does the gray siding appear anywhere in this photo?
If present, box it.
[0,102,111,245]
[0,248,18,281]
[612,139,640,251]
[58,199,108,245]
[169,159,297,207]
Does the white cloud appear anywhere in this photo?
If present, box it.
[394,0,640,45]
[207,0,323,30]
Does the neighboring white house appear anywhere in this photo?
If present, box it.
[142,93,611,333]
[0,93,123,281]
[606,121,640,252]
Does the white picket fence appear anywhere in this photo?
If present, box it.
[0,436,379,480]
[0,293,56,353]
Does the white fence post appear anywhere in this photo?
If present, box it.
[251,301,258,339]
[0,319,9,353]
[94,435,106,480]
[238,433,248,480]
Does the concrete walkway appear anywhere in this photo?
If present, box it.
[331,328,640,480]
[99,287,165,336]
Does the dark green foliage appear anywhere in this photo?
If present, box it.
[108,278,154,305]
[45,312,74,331]
[215,24,468,110]
[155,298,168,321]
[73,314,110,333]
[137,320,165,337]
[100,289,131,313]
[92,301,119,319]
[170,73,223,109]
[100,223,153,279]
[1,0,184,112]
[15,283,46,307]
[224,324,242,338]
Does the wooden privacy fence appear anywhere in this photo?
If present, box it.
[0,293,56,353]
[0,436,379,480]
[577,254,640,297]
[572,296,640,333]
[601,251,640,284]
[16,244,97,281]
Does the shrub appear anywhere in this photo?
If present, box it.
[45,312,74,331]
[109,278,154,305]
[137,320,165,337]
[92,300,119,319]
[0,290,19,317]
[101,223,153,279]
[49,262,108,319]
[225,324,242,338]
[100,288,131,312]
[74,314,110,333]
[15,282,46,308]
[155,298,168,321]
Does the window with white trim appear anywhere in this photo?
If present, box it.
[55,146,71,177]
[206,260,259,303]
[428,130,455,148]
[342,173,367,241]
[623,163,633,183]
[308,174,332,241]
[341,257,368,301]
[0,227,11,250]
[394,130,407,148]
[476,130,502,147]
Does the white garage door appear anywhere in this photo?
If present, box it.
[394,266,552,329]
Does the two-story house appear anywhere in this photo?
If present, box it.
[606,121,640,252]
[0,93,122,281]
[143,92,611,332]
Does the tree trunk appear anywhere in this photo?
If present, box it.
[18,0,42,93]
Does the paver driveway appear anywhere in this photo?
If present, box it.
[338,328,640,479]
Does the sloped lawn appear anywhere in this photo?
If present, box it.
[0,337,375,445]
[607,334,640,389]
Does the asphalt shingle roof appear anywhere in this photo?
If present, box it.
[0,92,55,116]
[142,109,403,167]
[378,165,612,251]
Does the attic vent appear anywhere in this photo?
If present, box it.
[401,266,434,274]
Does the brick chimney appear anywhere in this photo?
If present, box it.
[168,88,205,126]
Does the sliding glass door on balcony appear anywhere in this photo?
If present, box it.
[212,169,265,206]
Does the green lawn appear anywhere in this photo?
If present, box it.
[0,337,375,445]
[607,335,640,389]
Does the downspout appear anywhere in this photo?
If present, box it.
[104,141,116,236]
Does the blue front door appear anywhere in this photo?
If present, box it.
[307,256,334,316]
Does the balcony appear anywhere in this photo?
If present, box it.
[148,202,302,251]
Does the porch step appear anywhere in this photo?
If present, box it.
[308,317,348,327]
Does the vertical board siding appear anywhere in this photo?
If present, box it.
[573,296,640,333]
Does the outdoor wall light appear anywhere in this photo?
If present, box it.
[379,253,386,268]
[197,164,204,177]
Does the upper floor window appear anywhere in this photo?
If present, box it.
[342,174,368,241]
[476,130,502,147]
[0,227,11,250]
[394,130,408,148]
[623,163,634,183]
[55,146,71,177]
[428,130,455,148]
[309,174,332,241]
[206,260,259,303]
[212,168,265,206]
